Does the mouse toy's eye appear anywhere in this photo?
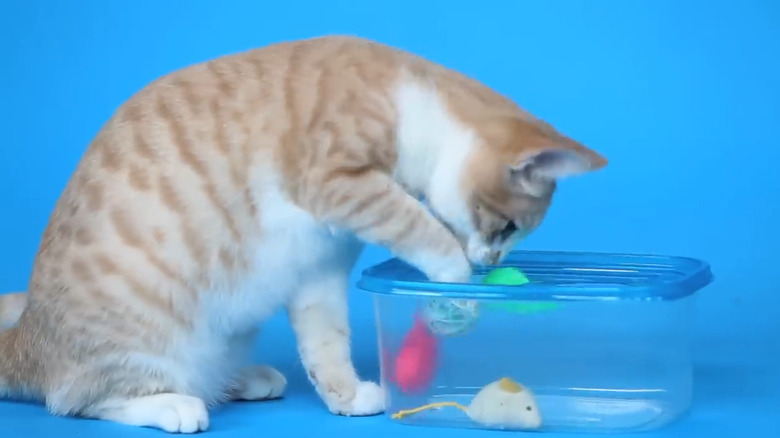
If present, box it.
[526,406,533,411]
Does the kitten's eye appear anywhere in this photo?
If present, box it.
[526,406,533,411]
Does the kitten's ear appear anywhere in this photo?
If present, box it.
[481,115,607,181]
[512,145,607,181]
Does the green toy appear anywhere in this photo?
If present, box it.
[482,267,531,286]
[483,301,560,314]
[423,267,559,336]
[482,267,559,314]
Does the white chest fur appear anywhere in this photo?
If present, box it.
[201,182,362,336]
[172,182,361,401]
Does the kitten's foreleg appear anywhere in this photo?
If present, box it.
[287,272,384,416]
[314,169,471,282]
[289,169,470,415]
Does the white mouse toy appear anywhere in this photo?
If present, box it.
[391,377,542,430]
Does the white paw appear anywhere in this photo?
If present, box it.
[156,395,209,433]
[330,381,385,416]
[430,255,472,283]
[232,365,287,400]
[98,393,209,434]
[349,381,386,415]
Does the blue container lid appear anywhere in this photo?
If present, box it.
[357,250,713,302]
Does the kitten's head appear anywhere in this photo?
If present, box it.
[431,115,607,266]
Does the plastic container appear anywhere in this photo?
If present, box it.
[358,250,713,433]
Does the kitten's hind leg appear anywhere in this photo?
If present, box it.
[228,365,287,401]
[222,329,287,401]
[91,393,209,433]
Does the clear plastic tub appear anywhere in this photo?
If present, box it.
[358,250,714,433]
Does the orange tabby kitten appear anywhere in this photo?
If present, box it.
[0,35,606,432]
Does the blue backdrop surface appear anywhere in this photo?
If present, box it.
[0,1,778,437]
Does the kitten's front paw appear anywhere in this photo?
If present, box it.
[328,381,385,417]
[429,254,472,283]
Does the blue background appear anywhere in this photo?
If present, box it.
[1,1,778,437]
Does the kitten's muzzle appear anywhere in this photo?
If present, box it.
[466,237,502,266]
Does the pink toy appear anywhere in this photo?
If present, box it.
[392,315,439,393]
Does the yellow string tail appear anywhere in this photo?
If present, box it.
[391,401,468,420]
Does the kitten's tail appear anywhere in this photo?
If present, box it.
[0,292,36,399]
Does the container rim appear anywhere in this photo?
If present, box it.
[356,250,714,302]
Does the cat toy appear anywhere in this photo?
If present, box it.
[391,315,439,393]
[483,266,532,286]
[392,299,479,393]
[391,377,543,430]
[481,267,560,314]
[422,267,559,337]
[392,267,558,394]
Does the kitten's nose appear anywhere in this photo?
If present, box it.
[488,252,501,265]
